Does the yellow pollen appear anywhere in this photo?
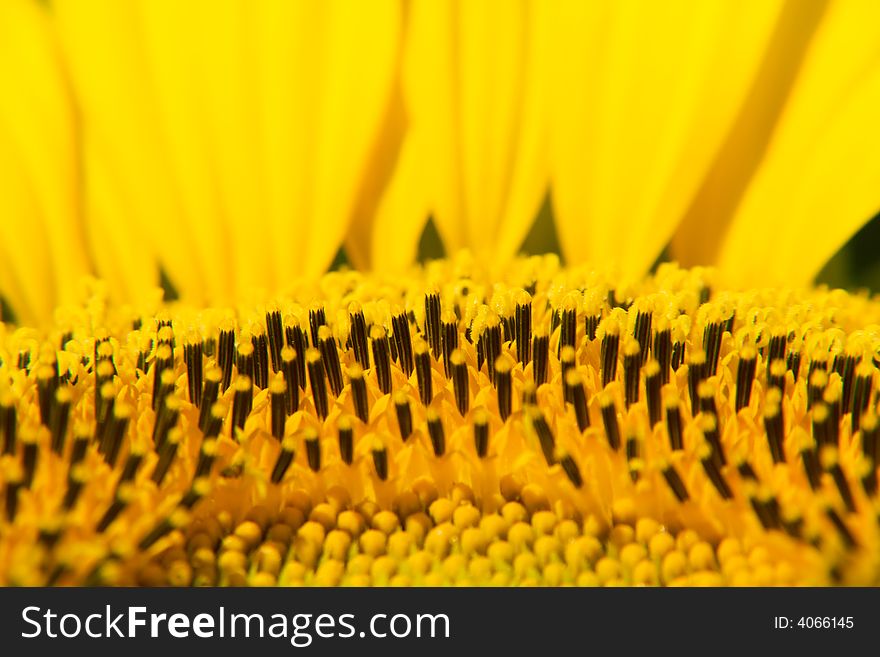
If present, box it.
[0,256,878,586]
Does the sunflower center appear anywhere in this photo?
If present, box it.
[0,255,878,586]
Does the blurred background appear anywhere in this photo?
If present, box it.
[2,0,880,322]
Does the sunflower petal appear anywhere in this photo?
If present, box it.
[0,0,87,325]
[670,0,827,269]
[344,78,408,271]
[52,0,183,304]
[301,0,401,277]
[715,0,880,287]
[54,0,400,304]
[375,0,548,270]
[0,128,51,325]
[548,0,784,279]
[364,134,429,273]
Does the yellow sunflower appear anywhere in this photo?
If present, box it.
[1,0,880,587]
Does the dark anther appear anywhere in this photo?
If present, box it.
[427,410,445,456]
[349,305,370,370]
[306,349,329,420]
[184,340,203,407]
[265,309,284,373]
[392,312,414,377]
[735,347,757,411]
[532,334,549,386]
[318,327,344,397]
[371,325,393,395]
[217,325,235,392]
[415,341,433,407]
[338,418,354,465]
[394,393,413,441]
[515,297,532,365]
[600,327,619,388]
[600,394,621,451]
[308,305,327,349]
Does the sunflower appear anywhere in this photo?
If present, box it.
[1,0,880,587]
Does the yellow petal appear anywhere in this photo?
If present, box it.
[0,127,50,325]
[79,141,159,307]
[344,80,408,271]
[548,0,785,279]
[670,0,828,269]
[54,0,400,304]
[363,132,429,273]
[715,0,880,287]
[0,0,88,326]
[301,0,401,278]
[52,0,183,304]
[374,0,548,270]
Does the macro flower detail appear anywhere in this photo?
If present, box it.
[2,0,880,592]
[2,0,402,318]
[1,256,879,586]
